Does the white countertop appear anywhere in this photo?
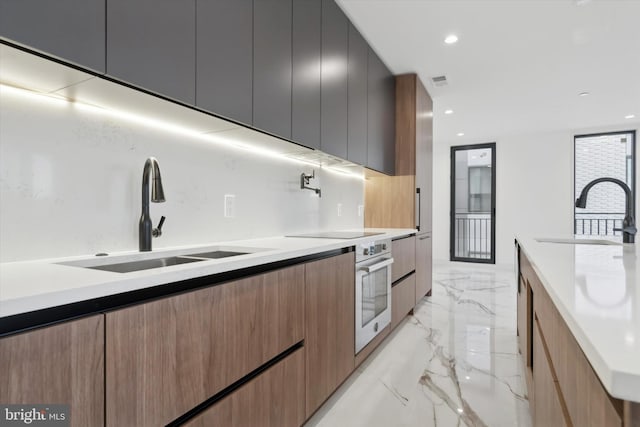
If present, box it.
[0,228,415,319]
[517,236,640,402]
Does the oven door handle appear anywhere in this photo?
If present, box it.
[359,257,394,273]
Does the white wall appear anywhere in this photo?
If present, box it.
[433,123,640,267]
[0,87,364,262]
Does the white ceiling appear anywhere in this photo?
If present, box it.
[337,0,640,144]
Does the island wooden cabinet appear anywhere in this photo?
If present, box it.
[184,348,305,427]
[304,252,355,418]
[105,265,304,427]
[0,315,105,427]
[517,245,639,427]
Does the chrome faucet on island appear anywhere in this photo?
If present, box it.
[575,177,636,243]
[139,157,166,251]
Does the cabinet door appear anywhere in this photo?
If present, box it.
[517,276,527,356]
[347,23,368,165]
[0,0,105,72]
[106,265,304,427]
[305,252,355,417]
[391,235,416,283]
[292,0,321,149]
[320,0,349,159]
[415,78,433,232]
[253,0,292,139]
[368,49,395,175]
[107,0,195,103]
[0,315,104,427]
[533,319,569,427]
[415,233,432,302]
[196,0,252,125]
[184,348,305,427]
[391,274,416,330]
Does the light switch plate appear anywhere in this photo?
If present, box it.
[358,205,364,217]
[224,194,236,218]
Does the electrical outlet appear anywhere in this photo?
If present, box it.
[224,194,236,218]
[337,203,342,217]
[358,205,364,217]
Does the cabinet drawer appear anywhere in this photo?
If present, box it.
[392,236,415,283]
[184,347,305,427]
[391,273,416,329]
[105,265,304,427]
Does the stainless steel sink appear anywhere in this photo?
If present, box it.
[185,250,249,259]
[86,256,203,273]
[535,237,622,246]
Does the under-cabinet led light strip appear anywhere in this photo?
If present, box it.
[0,83,365,181]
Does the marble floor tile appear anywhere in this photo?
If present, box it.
[305,262,532,427]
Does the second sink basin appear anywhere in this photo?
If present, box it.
[535,237,622,245]
[87,256,203,273]
[185,250,249,259]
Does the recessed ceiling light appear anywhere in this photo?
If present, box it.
[444,109,453,115]
[457,132,464,136]
[579,92,590,97]
[444,35,458,45]
[625,114,635,119]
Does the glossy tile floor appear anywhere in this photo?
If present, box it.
[305,262,532,427]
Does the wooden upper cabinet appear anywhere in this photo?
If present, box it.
[0,0,105,73]
[367,48,395,175]
[0,315,105,427]
[107,0,195,104]
[320,0,349,159]
[292,0,322,150]
[415,77,433,232]
[105,265,305,427]
[305,252,355,418]
[347,23,369,165]
[184,348,305,427]
[196,0,253,125]
[253,0,293,139]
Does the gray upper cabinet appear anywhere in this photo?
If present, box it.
[320,0,348,159]
[0,0,105,73]
[196,0,253,125]
[292,0,322,150]
[347,24,368,166]
[367,48,395,175]
[107,0,196,104]
[253,0,293,140]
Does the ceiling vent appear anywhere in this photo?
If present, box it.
[431,75,448,87]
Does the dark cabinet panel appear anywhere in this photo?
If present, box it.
[292,0,321,149]
[196,0,252,125]
[367,49,395,175]
[320,0,348,159]
[0,0,105,72]
[347,23,368,165]
[107,0,196,103]
[253,0,292,139]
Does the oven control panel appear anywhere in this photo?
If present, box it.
[355,238,392,262]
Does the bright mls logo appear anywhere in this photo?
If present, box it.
[0,405,69,427]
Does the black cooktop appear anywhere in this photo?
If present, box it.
[286,231,383,239]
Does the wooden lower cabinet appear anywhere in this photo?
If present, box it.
[0,315,105,427]
[105,265,305,427]
[415,232,432,301]
[533,317,569,427]
[184,348,305,427]
[391,236,415,283]
[391,273,416,329]
[304,252,355,418]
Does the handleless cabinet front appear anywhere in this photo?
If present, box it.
[415,233,432,301]
[253,0,293,139]
[196,0,253,125]
[107,0,196,104]
[105,265,304,427]
[367,48,395,175]
[320,0,348,159]
[347,23,369,165]
[0,0,105,73]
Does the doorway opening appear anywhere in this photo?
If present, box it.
[450,143,496,263]
[574,131,636,237]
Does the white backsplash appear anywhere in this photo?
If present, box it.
[0,87,364,262]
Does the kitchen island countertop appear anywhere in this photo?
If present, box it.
[517,235,639,402]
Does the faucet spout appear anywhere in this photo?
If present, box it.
[575,177,636,243]
[140,157,166,251]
